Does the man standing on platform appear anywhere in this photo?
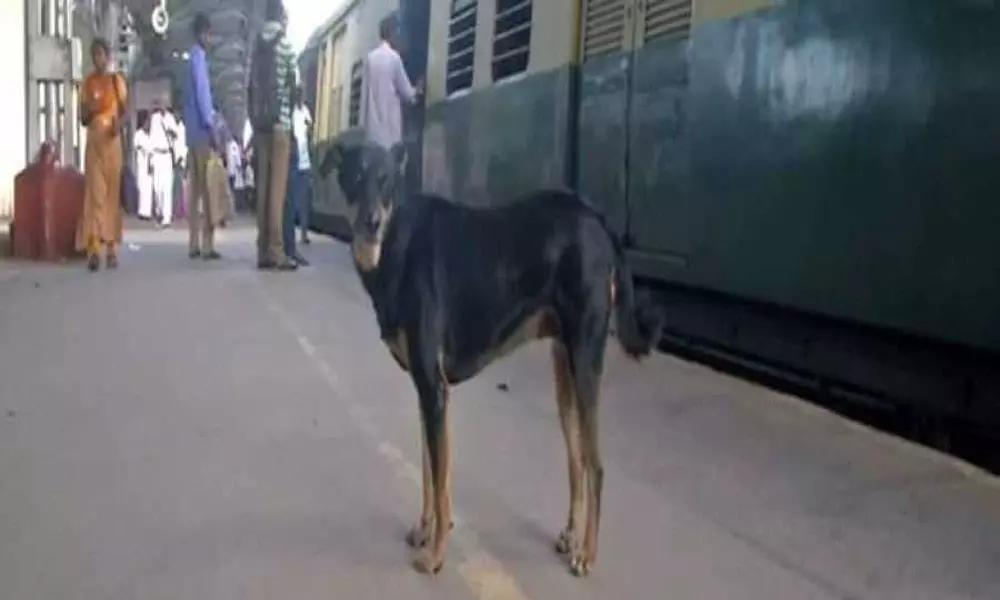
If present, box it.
[184,12,222,260]
[170,106,188,221]
[248,0,297,271]
[285,86,312,266]
[362,15,423,151]
[148,102,177,227]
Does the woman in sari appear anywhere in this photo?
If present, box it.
[76,38,128,271]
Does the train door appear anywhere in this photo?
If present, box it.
[576,0,695,269]
[398,0,432,193]
[576,0,636,238]
[624,0,696,266]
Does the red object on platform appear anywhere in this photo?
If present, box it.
[12,142,85,262]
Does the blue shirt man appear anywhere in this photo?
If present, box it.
[184,39,215,151]
[183,13,222,260]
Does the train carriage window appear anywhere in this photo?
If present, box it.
[327,31,346,136]
[492,0,532,81]
[643,0,693,43]
[446,0,477,94]
[582,0,626,60]
[315,42,328,137]
[327,87,343,136]
[349,60,363,127]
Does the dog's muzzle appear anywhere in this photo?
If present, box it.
[353,239,382,271]
[364,213,382,237]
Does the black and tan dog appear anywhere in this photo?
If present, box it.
[320,141,662,577]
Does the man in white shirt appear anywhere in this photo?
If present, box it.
[242,117,253,156]
[288,87,313,252]
[148,104,179,227]
[133,110,154,220]
[171,109,188,222]
[241,116,256,211]
[362,16,423,151]
[226,138,245,210]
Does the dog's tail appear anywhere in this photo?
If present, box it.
[607,226,664,361]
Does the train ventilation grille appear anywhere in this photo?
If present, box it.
[643,0,692,43]
[348,60,363,127]
[492,0,533,81]
[583,0,626,60]
[447,0,478,94]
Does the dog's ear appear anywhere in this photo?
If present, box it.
[319,143,345,179]
[389,142,408,177]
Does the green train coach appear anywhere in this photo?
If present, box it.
[300,0,1000,447]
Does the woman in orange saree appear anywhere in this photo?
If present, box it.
[75,38,128,271]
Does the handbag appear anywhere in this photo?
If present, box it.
[206,153,235,226]
[120,162,138,212]
[158,117,178,168]
[110,73,131,209]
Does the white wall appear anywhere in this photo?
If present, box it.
[0,1,27,219]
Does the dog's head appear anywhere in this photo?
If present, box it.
[320,141,408,272]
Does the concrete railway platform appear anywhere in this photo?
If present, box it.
[1,219,999,600]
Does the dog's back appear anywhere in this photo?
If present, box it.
[372,188,657,384]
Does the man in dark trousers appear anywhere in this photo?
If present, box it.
[248,0,297,271]
[183,13,220,260]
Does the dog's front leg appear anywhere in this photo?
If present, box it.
[409,340,452,575]
[405,417,436,549]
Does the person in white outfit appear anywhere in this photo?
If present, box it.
[362,16,423,151]
[171,108,188,220]
[226,137,245,210]
[242,117,253,156]
[134,110,154,220]
[148,105,178,227]
[242,116,255,210]
[289,90,313,247]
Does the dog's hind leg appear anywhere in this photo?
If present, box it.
[553,342,586,558]
[406,419,436,549]
[568,334,607,577]
[410,346,453,575]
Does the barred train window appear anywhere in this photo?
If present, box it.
[72,85,81,167]
[348,60,363,127]
[643,0,693,44]
[40,0,51,36]
[492,0,531,81]
[37,82,49,146]
[581,0,625,60]
[329,32,346,136]
[56,82,65,157]
[446,0,477,94]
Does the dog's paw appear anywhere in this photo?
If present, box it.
[554,528,579,555]
[568,553,591,578]
[405,522,433,548]
[412,550,444,575]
